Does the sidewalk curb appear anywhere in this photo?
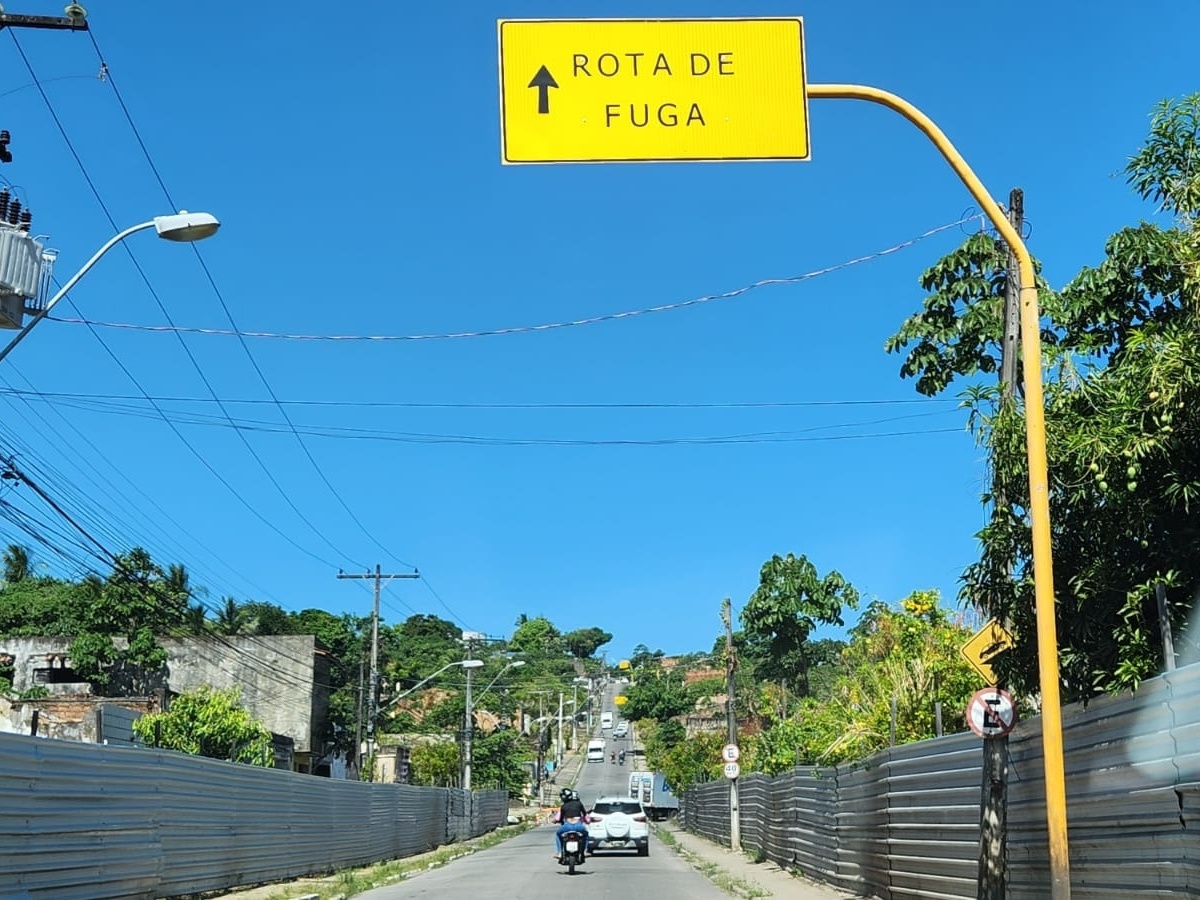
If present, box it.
[654,820,856,899]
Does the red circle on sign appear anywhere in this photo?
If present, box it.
[965,687,1017,738]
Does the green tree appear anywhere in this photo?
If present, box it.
[886,94,1200,700]
[746,591,977,769]
[629,644,664,671]
[740,553,859,696]
[240,601,295,636]
[564,627,613,659]
[3,544,30,584]
[69,549,189,695]
[471,728,529,794]
[213,597,246,635]
[288,608,366,751]
[510,615,563,658]
[383,614,461,689]
[0,574,90,637]
[134,685,273,766]
[410,740,460,787]
[655,728,725,791]
[619,669,693,722]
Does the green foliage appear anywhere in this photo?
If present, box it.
[0,575,91,637]
[740,553,859,696]
[564,627,613,659]
[888,94,1200,701]
[65,549,190,695]
[629,644,664,670]
[18,685,49,701]
[134,685,273,766]
[3,545,31,584]
[655,728,725,791]
[471,728,530,794]
[509,615,563,658]
[744,592,977,770]
[410,740,460,786]
[618,670,693,723]
[382,614,460,689]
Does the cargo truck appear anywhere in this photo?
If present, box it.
[627,770,679,820]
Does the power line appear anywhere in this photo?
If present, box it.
[0,365,284,604]
[42,216,983,343]
[0,392,965,445]
[0,386,958,410]
[6,32,354,572]
[86,27,411,575]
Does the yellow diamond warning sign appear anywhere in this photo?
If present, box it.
[497,18,810,164]
[960,619,1015,685]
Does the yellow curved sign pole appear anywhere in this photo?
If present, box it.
[806,82,1070,899]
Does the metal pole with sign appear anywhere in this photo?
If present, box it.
[498,19,1069,896]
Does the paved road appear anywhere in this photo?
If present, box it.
[358,699,730,899]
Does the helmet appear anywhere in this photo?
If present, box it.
[560,788,573,803]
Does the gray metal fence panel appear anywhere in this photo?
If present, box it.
[1007,664,1200,899]
[884,733,981,900]
[680,661,1200,899]
[471,790,510,836]
[836,759,891,897]
[0,733,506,899]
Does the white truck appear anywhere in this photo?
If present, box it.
[628,770,680,820]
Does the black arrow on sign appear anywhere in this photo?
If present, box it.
[528,65,558,115]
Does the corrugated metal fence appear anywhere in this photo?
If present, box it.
[0,732,509,899]
[683,662,1200,898]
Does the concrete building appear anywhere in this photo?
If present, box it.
[0,634,331,772]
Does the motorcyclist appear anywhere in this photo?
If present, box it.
[618,749,626,764]
[610,751,616,763]
[553,788,590,860]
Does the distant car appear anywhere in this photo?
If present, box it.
[587,796,650,856]
[614,722,629,738]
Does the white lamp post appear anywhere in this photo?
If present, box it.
[0,211,220,364]
[461,657,487,790]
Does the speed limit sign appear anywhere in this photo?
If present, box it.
[721,743,740,763]
[723,761,741,779]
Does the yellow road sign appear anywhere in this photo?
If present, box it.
[960,619,1015,685]
[498,18,810,164]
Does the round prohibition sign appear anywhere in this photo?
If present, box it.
[721,743,740,763]
[966,687,1017,738]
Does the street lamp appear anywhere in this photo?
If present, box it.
[474,659,526,732]
[0,211,221,364]
[479,659,526,697]
[381,658,484,711]
[460,656,487,791]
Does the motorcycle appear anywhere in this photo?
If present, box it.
[619,752,625,766]
[558,817,587,874]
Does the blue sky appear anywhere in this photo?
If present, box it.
[0,0,1194,660]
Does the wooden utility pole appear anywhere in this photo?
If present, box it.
[979,188,1023,900]
[337,565,419,774]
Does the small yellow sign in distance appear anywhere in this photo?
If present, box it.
[960,619,1015,685]
[498,18,810,164]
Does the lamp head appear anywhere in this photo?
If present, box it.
[153,210,220,242]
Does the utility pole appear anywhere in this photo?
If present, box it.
[354,655,364,776]
[978,188,1023,900]
[460,630,486,791]
[722,598,740,852]
[556,691,564,764]
[337,565,419,775]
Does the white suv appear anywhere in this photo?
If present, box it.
[587,796,650,856]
